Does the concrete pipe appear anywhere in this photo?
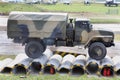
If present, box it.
[58,54,75,74]
[29,49,53,74]
[12,58,33,74]
[43,54,62,75]
[86,57,100,75]
[100,56,114,77]
[112,56,120,76]
[1,54,28,73]
[0,58,13,72]
[71,55,86,76]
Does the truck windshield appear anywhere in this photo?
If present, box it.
[75,21,89,29]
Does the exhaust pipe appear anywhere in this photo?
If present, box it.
[58,54,75,74]
[100,56,114,77]
[43,54,62,75]
[86,57,100,75]
[29,49,53,74]
[112,56,120,76]
[12,58,33,74]
[0,58,13,72]
[71,55,86,76]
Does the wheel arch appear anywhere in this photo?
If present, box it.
[84,36,113,48]
[22,37,43,46]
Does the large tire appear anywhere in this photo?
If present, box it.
[88,42,106,60]
[25,41,46,59]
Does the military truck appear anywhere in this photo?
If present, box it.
[7,12,114,60]
[105,0,118,7]
[63,0,71,5]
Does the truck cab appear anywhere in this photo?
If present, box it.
[66,18,114,60]
[74,18,92,43]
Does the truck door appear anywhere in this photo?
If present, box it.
[75,21,89,43]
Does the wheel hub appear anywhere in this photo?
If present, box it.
[29,45,38,54]
[94,47,102,57]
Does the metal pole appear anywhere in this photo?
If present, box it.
[1,54,28,73]
[0,58,13,72]
[58,54,75,74]
[12,58,33,74]
[29,49,53,74]
[71,55,86,76]
[43,54,62,74]
[100,56,114,77]
[112,56,120,76]
[86,57,100,75]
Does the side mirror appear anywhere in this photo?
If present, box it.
[90,25,93,29]
[88,24,92,32]
[69,18,73,23]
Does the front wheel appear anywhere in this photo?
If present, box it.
[88,42,107,60]
[25,41,46,59]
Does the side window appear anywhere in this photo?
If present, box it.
[82,21,88,29]
[75,21,82,28]
[75,21,88,29]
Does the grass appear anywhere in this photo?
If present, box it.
[0,55,15,60]
[0,3,120,15]
[0,3,120,23]
[34,3,120,14]
[0,3,39,13]
[0,74,120,80]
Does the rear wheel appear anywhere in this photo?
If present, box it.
[25,41,46,59]
[88,42,106,60]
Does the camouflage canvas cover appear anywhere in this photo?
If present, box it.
[7,12,68,39]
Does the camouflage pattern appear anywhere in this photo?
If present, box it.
[7,12,68,40]
[7,12,114,47]
[75,28,114,44]
[85,30,114,46]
